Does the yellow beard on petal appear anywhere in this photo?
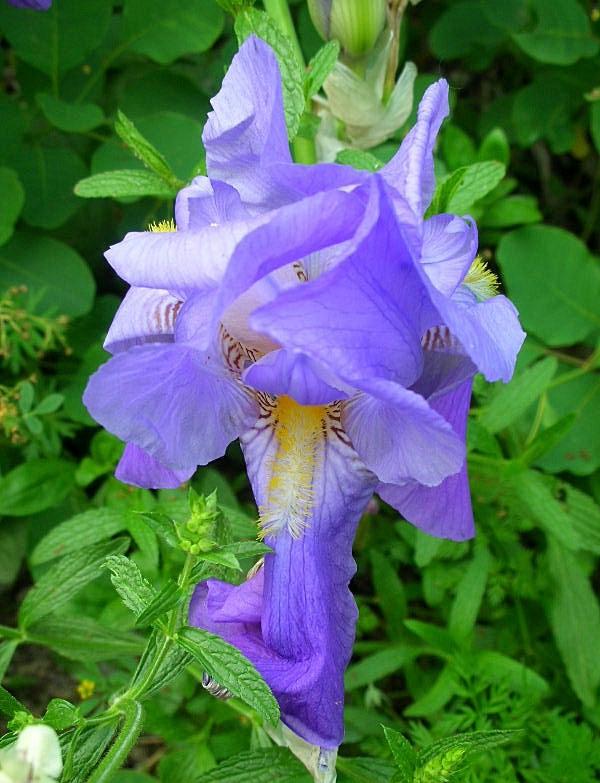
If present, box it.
[148,218,176,233]
[259,396,326,539]
[464,256,500,301]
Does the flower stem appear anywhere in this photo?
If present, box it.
[85,701,144,783]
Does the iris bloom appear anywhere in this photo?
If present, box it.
[84,37,524,779]
[6,1,51,9]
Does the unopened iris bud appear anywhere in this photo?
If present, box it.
[308,0,387,58]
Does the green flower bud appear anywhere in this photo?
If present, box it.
[308,0,387,58]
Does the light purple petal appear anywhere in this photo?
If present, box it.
[191,405,377,749]
[7,0,51,8]
[242,349,348,405]
[83,344,257,471]
[174,177,249,231]
[381,79,449,217]
[379,376,474,540]
[250,178,430,389]
[116,443,194,489]
[342,378,465,487]
[104,286,182,354]
[203,36,292,209]
[420,214,478,295]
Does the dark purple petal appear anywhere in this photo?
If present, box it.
[83,344,257,471]
[381,79,449,218]
[379,373,474,540]
[203,37,292,209]
[104,287,181,354]
[116,444,195,489]
[190,404,377,749]
[342,378,465,486]
[243,349,348,405]
[420,214,478,296]
[250,177,431,389]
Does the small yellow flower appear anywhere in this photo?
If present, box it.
[76,679,96,700]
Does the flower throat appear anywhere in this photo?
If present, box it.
[259,396,327,539]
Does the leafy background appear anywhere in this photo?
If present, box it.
[0,0,600,781]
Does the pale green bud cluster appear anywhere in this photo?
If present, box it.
[308,0,387,58]
[177,489,219,555]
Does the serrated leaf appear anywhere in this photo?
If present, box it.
[31,509,128,565]
[197,748,309,782]
[103,555,155,617]
[136,511,179,549]
[0,459,75,517]
[135,581,182,627]
[19,538,129,629]
[235,8,305,139]
[383,726,416,782]
[176,626,279,724]
[75,170,176,199]
[114,111,175,182]
[547,538,600,707]
[305,40,340,99]
[0,686,27,719]
[130,629,192,698]
[27,616,143,661]
[431,160,505,215]
[415,730,519,779]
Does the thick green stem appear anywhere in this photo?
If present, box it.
[85,701,144,783]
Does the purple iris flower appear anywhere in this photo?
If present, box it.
[6,0,51,9]
[83,37,524,772]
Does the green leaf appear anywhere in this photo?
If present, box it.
[31,508,128,565]
[416,730,519,778]
[0,167,24,246]
[0,0,112,75]
[0,640,18,681]
[497,226,600,345]
[0,234,95,317]
[510,469,583,551]
[176,626,279,724]
[114,111,177,183]
[235,8,305,139]
[197,749,309,782]
[431,161,506,215]
[0,459,75,517]
[480,195,542,228]
[305,40,340,98]
[479,357,558,433]
[123,0,224,64]
[27,616,143,661]
[136,511,179,549]
[448,543,491,641]
[103,555,155,617]
[591,101,600,154]
[345,647,413,691]
[521,414,577,466]
[547,537,600,707]
[74,170,176,200]
[130,629,192,698]
[135,581,182,627]
[371,551,407,640]
[429,1,507,64]
[336,756,397,783]
[512,0,599,65]
[476,651,550,699]
[512,76,577,151]
[19,538,129,629]
[383,727,416,783]
[43,699,81,731]
[36,94,104,133]
[335,148,383,172]
[558,482,600,555]
[404,666,457,718]
[478,127,510,166]
[0,685,27,719]
[34,393,64,416]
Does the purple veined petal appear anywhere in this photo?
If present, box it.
[174,177,249,231]
[211,186,367,337]
[412,327,476,400]
[342,377,465,487]
[104,286,182,354]
[116,443,195,490]
[427,283,526,383]
[420,214,478,296]
[242,349,349,405]
[250,177,431,389]
[191,398,377,750]
[6,0,51,8]
[379,375,474,540]
[203,36,293,210]
[83,344,258,471]
[381,79,449,218]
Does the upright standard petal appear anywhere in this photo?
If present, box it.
[203,36,292,209]
[83,344,257,471]
[174,177,249,231]
[190,397,377,752]
[420,214,478,296]
[381,79,449,218]
[251,178,431,389]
